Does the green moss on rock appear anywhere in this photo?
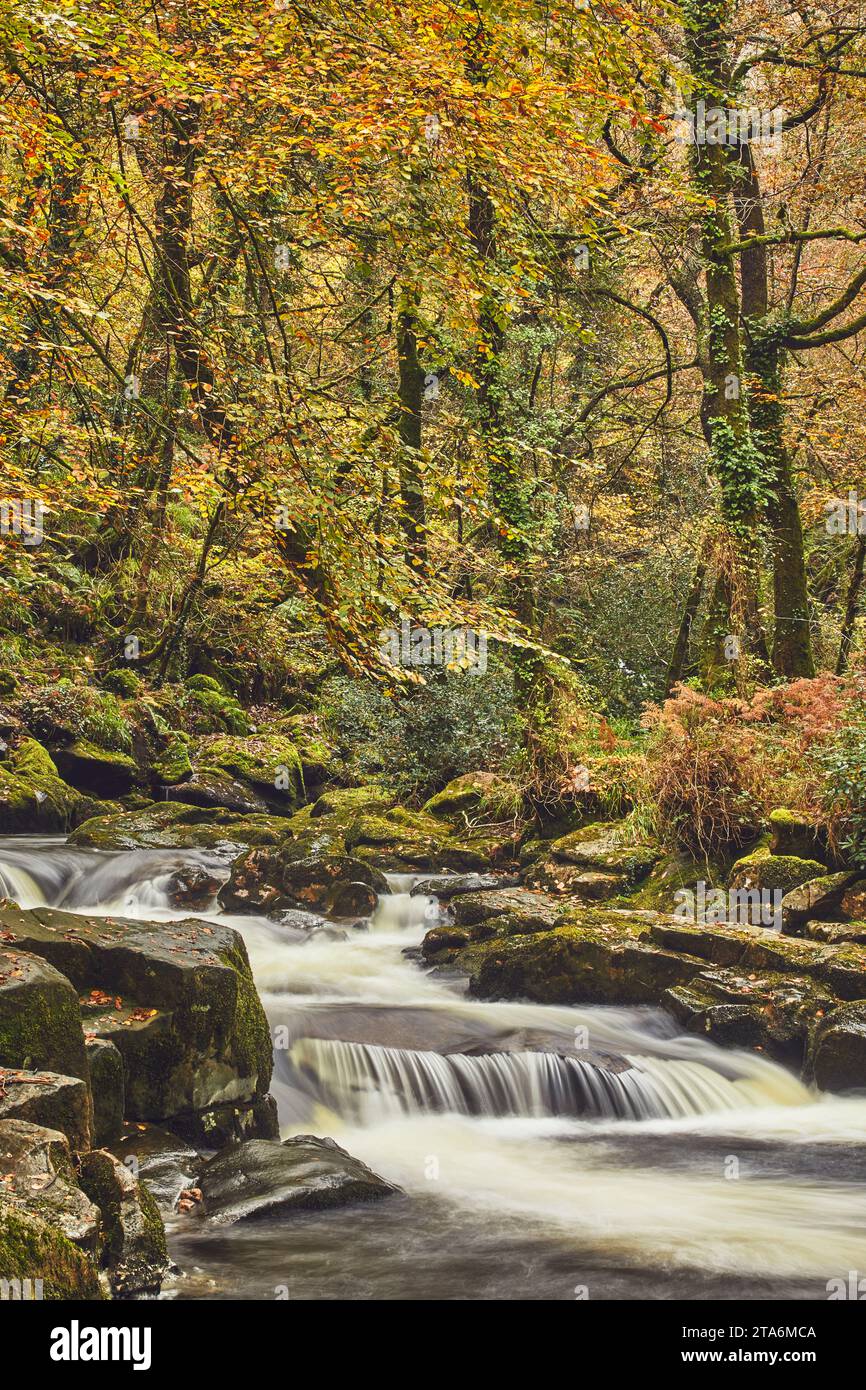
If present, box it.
[0,1201,103,1299]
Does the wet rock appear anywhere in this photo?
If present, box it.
[806,1003,866,1093]
[0,1071,92,1150]
[108,1124,199,1212]
[0,1202,103,1299]
[421,925,471,960]
[218,843,386,914]
[450,888,563,936]
[163,861,224,910]
[728,849,826,898]
[169,1093,279,1148]
[780,872,859,935]
[326,880,378,917]
[167,769,275,816]
[807,920,866,945]
[411,873,518,899]
[68,800,288,851]
[0,905,272,1142]
[79,1149,168,1298]
[662,970,834,1067]
[51,740,138,798]
[85,1038,125,1147]
[0,1119,100,1254]
[814,944,866,1002]
[268,907,331,933]
[0,948,88,1081]
[196,1134,400,1226]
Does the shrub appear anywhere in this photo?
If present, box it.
[817,698,866,868]
[641,676,864,858]
[643,691,765,857]
[320,663,521,802]
[19,681,133,753]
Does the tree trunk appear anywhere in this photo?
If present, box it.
[837,535,866,674]
[665,561,706,695]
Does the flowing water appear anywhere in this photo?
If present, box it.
[2,836,866,1300]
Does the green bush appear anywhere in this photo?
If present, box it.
[19,681,133,753]
[320,663,521,802]
[818,700,866,868]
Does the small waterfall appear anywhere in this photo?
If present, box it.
[289,1036,767,1124]
[0,840,227,916]
[370,879,441,934]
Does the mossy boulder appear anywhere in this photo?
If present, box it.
[100,669,142,698]
[195,734,305,808]
[729,849,827,898]
[79,1149,168,1298]
[456,910,700,1006]
[0,739,81,833]
[68,801,288,851]
[0,948,88,1082]
[627,850,730,912]
[0,905,274,1142]
[20,682,132,754]
[450,888,564,938]
[423,773,521,823]
[0,1201,102,1299]
[547,822,660,887]
[806,1003,866,1093]
[345,807,513,872]
[310,785,396,821]
[85,1038,125,1147]
[781,872,861,935]
[768,808,832,866]
[51,739,139,797]
[184,674,249,736]
[663,969,834,1067]
[0,1118,100,1254]
[151,733,192,786]
[167,767,277,816]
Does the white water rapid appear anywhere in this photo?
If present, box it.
[2,838,865,1299]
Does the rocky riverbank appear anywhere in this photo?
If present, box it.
[1,691,865,1297]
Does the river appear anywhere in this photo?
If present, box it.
[1,837,865,1300]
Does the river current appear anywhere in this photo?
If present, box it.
[1,836,864,1301]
